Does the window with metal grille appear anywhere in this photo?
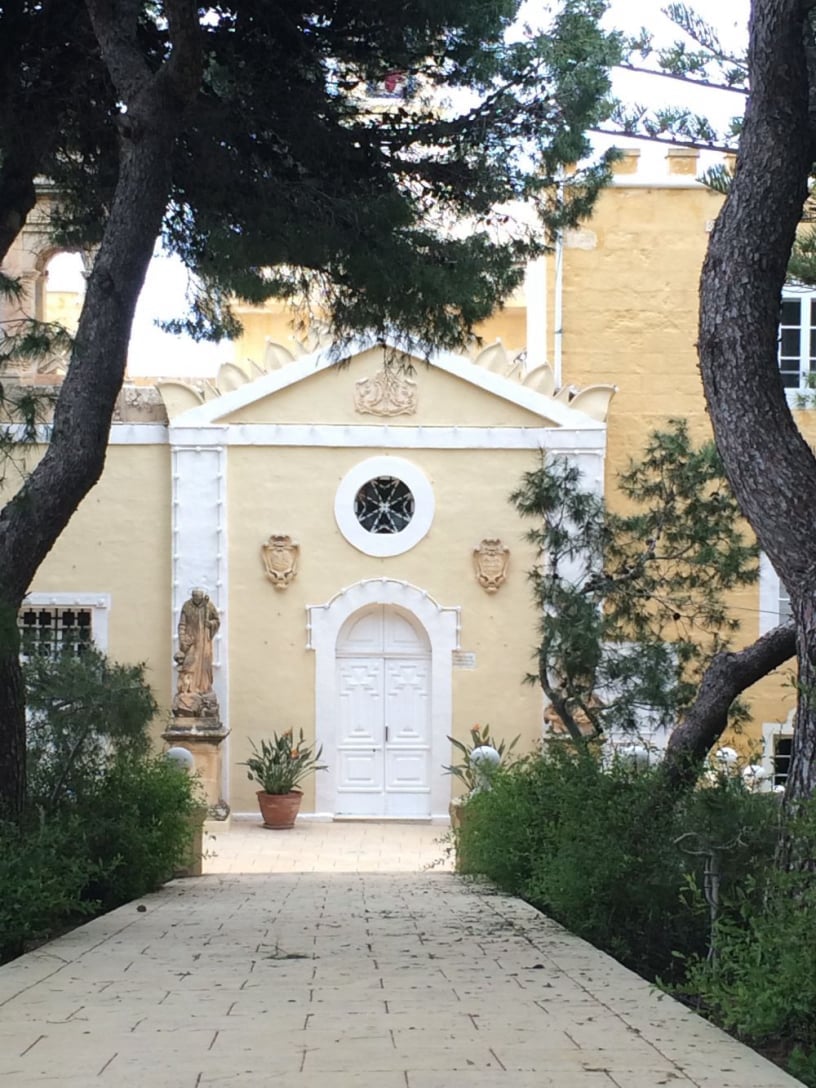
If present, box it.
[773,735,793,787]
[354,476,415,534]
[18,606,93,658]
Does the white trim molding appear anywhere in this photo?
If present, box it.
[759,552,791,634]
[307,578,460,820]
[168,423,607,451]
[334,456,435,557]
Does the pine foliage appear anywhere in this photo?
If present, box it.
[0,0,623,353]
[512,420,758,742]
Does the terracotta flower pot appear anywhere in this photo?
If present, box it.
[257,789,303,829]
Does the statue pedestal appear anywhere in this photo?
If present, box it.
[163,720,230,822]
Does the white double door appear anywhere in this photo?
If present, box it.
[335,606,431,817]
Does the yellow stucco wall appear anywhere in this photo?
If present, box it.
[24,443,174,737]
[45,290,83,334]
[226,444,543,811]
[561,184,721,447]
[233,302,529,368]
[231,306,305,366]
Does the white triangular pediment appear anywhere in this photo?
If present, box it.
[169,338,605,431]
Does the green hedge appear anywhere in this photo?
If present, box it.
[0,648,201,965]
[0,755,198,963]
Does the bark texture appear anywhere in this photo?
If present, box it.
[0,0,202,819]
[698,0,816,803]
[662,622,796,792]
[0,607,25,819]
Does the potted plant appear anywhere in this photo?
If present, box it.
[240,729,327,829]
[444,723,519,830]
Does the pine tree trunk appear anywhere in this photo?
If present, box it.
[0,620,26,822]
[787,598,816,803]
[698,0,816,805]
[0,1,202,818]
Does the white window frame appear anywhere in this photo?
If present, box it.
[758,553,792,633]
[762,718,794,790]
[779,287,816,397]
[19,593,110,652]
[334,456,435,557]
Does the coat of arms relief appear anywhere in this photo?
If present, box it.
[473,538,510,593]
[354,366,417,416]
[261,534,299,589]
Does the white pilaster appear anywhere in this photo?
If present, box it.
[170,432,230,799]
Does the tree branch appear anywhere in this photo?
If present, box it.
[591,126,736,154]
[662,621,796,791]
[617,62,748,95]
[83,0,152,103]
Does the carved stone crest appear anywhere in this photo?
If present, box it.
[473,538,510,593]
[262,534,299,589]
[354,366,417,416]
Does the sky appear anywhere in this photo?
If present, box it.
[602,0,748,163]
[54,0,751,380]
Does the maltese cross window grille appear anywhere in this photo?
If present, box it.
[354,476,415,534]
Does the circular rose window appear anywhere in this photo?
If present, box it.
[354,476,415,534]
[335,457,434,557]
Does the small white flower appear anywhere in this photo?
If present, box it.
[715,746,738,765]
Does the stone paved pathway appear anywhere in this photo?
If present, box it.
[0,825,804,1087]
[202,817,452,874]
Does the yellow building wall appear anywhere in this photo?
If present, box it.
[226,444,542,812]
[552,176,807,753]
[231,306,313,367]
[232,300,529,367]
[561,184,721,446]
[45,290,83,334]
[25,443,173,738]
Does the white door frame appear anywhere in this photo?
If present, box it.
[308,579,460,821]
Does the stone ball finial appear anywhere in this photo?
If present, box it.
[165,746,196,773]
[470,744,502,793]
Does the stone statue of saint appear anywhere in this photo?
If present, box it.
[173,588,221,719]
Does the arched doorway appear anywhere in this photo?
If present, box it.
[335,605,431,817]
[308,579,460,820]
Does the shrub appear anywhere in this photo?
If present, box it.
[0,756,199,963]
[25,646,158,812]
[75,755,201,910]
[683,804,816,1086]
[0,649,201,964]
[0,817,97,963]
[457,741,779,981]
